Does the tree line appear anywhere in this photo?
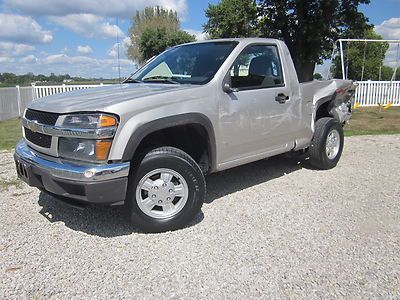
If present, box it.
[0,72,110,87]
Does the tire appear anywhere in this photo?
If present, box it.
[309,117,344,170]
[127,147,205,233]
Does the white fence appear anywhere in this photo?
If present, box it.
[0,86,37,121]
[0,84,105,121]
[1,81,400,121]
[33,83,106,99]
[354,81,400,106]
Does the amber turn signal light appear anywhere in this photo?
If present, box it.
[95,140,112,161]
[99,115,117,127]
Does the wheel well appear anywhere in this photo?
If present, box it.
[315,100,332,121]
[133,124,212,173]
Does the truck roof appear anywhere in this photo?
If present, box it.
[181,37,283,46]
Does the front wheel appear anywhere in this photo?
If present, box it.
[127,147,205,233]
[309,117,344,170]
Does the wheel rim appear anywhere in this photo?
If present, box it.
[325,129,340,160]
[135,168,189,219]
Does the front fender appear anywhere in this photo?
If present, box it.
[117,113,217,171]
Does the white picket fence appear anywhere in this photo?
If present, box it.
[33,83,106,99]
[0,86,35,121]
[0,83,106,121]
[354,81,400,106]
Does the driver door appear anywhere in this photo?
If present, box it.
[218,44,297,166]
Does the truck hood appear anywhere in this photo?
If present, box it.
[28,83,195,114]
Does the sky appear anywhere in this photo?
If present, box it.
[0,0,399,79]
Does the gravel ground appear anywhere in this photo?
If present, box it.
[1,135,400,299]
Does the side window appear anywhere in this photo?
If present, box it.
[230,45,284,89]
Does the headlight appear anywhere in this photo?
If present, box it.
[59,138,112,163]
[61,114,117,129]
[58,113,117,163]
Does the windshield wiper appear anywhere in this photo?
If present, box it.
[142,76,180,84]
[123,78,142,83]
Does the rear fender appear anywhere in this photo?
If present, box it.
[315,81,357,123]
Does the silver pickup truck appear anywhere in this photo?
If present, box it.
[14,38,356,232]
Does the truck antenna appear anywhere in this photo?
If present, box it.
[116,16,122,85]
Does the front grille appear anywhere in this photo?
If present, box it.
[25,109,59,126]
[24,128,52,148]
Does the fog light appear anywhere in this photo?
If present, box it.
[84,169,96,178]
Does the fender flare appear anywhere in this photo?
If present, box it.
[121,113,216,171]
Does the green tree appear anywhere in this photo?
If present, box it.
[204,0,372,82]
[203,0,258,38]
[0,72,17,84]
[332,29,389,80]
[385,67,400,81]
[127,6,192,63]
[138,27,195,60]
[313,73,323,80]
[257,0,372,82]
[380,66,393,81]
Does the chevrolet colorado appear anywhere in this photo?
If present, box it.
[14,38,356,232]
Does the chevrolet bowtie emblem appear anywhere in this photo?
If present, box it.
[29,120,40,133]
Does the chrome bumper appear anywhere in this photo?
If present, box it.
[14,140,130,182]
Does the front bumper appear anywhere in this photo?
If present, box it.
[14,140,130,205]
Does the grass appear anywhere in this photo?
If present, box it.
[0,107,399,151]
[0,118,22,150]
[344,107,400,136]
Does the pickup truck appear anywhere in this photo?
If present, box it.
[14,38,356,232]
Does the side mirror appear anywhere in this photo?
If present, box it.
[222,82,239,93]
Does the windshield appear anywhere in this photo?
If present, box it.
[128,41,238,85]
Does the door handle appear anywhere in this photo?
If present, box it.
[275,93,289,104]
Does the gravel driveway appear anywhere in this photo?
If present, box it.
[1,135,399,299]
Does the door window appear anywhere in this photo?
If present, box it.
[230,45,284,89]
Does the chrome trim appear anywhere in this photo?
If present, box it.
[15,140,130,182]
[23,125,58,157]
[22,117,117,139]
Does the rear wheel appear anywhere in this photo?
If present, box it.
[127,147,205,233]
[309,117,344,170]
